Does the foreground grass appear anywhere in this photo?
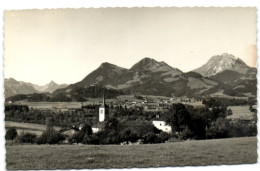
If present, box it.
[6,137,257,170]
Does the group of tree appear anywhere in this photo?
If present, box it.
[68,118,171,145]
[165,103,257,140]
[5,127,38,144]
[5,97,257,144]
[4,103,160,129]
[202,97,256,107]
[6,117,172,145]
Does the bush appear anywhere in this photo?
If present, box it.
[157,132,171,142]
[231,120,257,137]
[119,128,139,143]
[143,132,157,144]
[36,130,66,144]
[18,133,37,144]
[82,134,100,145]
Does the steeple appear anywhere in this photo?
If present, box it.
[99,91,108,122]
[103,93,106,107]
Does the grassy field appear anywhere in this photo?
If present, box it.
[5,137,257,170]
[16,101,83,109]
[227,106,255,120]
[5,121,61,136]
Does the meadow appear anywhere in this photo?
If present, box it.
[5,121,61,136]
[227,106,255,120]
[5,137,257,170]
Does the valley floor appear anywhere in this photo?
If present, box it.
[5,137,257,170]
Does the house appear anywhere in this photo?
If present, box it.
[152,121,172,133]
[59,126,79,137]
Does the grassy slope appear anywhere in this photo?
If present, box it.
[6,137,257,170]
[5,121,61,136]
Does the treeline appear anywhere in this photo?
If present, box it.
[4,104,161,128]
[6,118,169,145]
[70,85,123,100]
[5,102,257,145]
[68,119,170,145]
[202,97,256,107]
[6,85,123,102]
[5,104,95,127]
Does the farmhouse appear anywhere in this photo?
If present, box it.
[152,120,172,133]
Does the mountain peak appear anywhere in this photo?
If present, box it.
[193,53,249,76]
[131,57,160,70]
[99,62,126,70]
[49,80,56,85]
[130,57,182,74]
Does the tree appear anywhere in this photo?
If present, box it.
[119,128,139,143]
[157,132,171,143]
[166,103,192,133]
[206,118,231,139]
[5,128,18,143]
[80,124,93,136]
[143,132,157,144]
[46,117,54,133]
[227,109,233,116]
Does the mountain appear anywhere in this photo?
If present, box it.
[4,78,40,98]
[4,78,68,98]
[193,53,251,77]
[8,55,256,101]
[210,68,257,97]
[54,62,127,95]
[33,80,68,93]
[54,57,225,97]
[54,58,183,95]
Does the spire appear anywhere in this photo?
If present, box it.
[103,92,106,107]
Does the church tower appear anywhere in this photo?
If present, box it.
[99,93,108,122]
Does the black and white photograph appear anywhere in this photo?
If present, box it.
[2,6,258,170]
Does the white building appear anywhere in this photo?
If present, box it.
[92,127,101,133]
[152,121,172,133]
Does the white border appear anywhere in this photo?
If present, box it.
[0,1,259,171]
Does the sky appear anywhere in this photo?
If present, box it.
[4,7,257,85]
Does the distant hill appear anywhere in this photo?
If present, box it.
[6,85,122,102]
[33,80,68,93]
[4,78,68,98]
[4,78,40,98]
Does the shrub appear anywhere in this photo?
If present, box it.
[18,133,37,144]
[82,134,100,145]
[37,130,66,144]
[143,132,157,144]
[119,128,139,143]
[157,132,171,142]
[5,128,18,143]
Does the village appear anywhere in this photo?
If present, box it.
[5,92,257,146]
[7,95,203,133]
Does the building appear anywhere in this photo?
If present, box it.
[152,121,172,133]
[99,93,109,122]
